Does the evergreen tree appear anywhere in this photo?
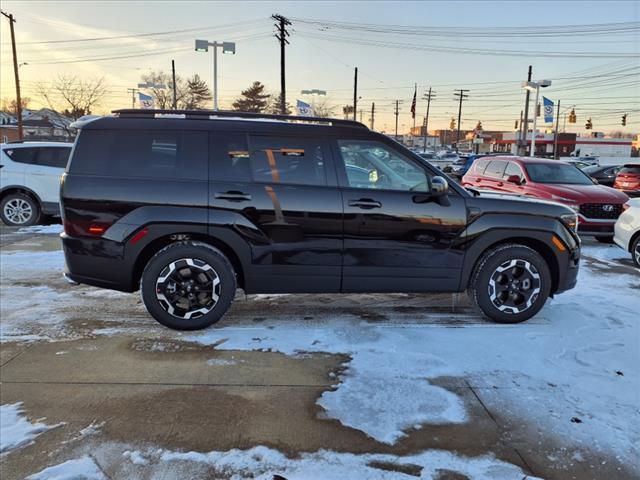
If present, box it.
[267,92,292,115]
[232,81,270,113]
[183,75,212,110]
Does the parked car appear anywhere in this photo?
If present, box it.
[613,164,640,197]
[564,159,598,170]
[1,141,72,226]
[445,152,512,179]
[583,164,622,187]
[417,152,436,160]
[461,156,629,242]
[61,109,580,330]
[614,199,640,267]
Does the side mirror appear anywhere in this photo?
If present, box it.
[505,174,521,184]
[431,176,449,196]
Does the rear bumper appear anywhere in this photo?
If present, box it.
[61,232,135,292]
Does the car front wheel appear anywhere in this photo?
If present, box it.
[469,244,551,324]
[1,193,40,226]
[141,241,236,330]
[632,236,640,268]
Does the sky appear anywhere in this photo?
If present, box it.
[1,0,638,135]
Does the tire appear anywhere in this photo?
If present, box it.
[596,236,615,244]
[632,236,640,268]
[140,241,236,330]
[0,192,41,226]
[469,244,552,324]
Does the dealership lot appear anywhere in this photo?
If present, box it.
[1,224,638,480]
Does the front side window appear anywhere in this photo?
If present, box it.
[525,163,593,185]
[211,133,251,182]
[483,160,508,179]
[338,140,428,192]
[249,136,327,186]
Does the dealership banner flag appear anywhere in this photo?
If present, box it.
[138,92,154,109]
[296,99,313,117]
[543,97,554,123]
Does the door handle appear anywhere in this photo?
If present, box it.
[474,178,481,183]
[497,181,504,186]
[215,191,252,202]
[349,198,382,209]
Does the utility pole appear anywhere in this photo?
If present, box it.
[520,65,533,155]
[422,87,436,152]
[453,89,469,152]
[272,14,291,115]
[553,99,561,159]
[171,59,177,110]
[353,67,358,121]
[127,88,139,108]
[2,11,23,140]
[370,102,375,130]
[393,100,401,141]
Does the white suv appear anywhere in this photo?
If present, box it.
[0,142,73,226]
[614,198,640,268]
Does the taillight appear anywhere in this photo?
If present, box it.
[63,219,111,237]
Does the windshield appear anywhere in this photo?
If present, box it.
[525,163,594,185]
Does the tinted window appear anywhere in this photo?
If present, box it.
[503,162,523,179]
[5,147,38,165]
[37,147,71,168]
[338,139,428,192]
[249,136,327,186]
[484,160,507,178]
[525,163,593,185]
[212,133,251,181]
[70,130,207,180]
[620,166,640,174]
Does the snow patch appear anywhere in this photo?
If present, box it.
[206,358,238,366]
[26,456,106,480]
[123,449,148,465]
[0,403,61,454]
[17,224,63,235]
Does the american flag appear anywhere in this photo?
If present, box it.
[410,84,417,119]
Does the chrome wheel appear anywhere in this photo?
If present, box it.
[634,241,640,266]
[488,259,541,314]
[155,258,220,320]
[3,198,33,225]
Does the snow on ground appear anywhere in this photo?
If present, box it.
[0,403,62,454]
[25,456,106,480]
[16,224,63,235]
[186,245,640,466]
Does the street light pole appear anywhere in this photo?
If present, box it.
[530,85,540,157]
[195,40,235,111]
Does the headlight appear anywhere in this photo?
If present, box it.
[560,213,578,233]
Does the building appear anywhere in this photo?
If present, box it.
[496,131,633,158]
[0,109,76,143]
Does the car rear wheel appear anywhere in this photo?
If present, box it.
[140,241,236,330]
[0,193,40,226]
[632,236,640,268]
[469,244,551,324]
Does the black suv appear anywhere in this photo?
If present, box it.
[61,110,580,329]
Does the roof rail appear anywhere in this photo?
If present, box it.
[111,109,368,130]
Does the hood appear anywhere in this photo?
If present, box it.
[469,190,574,219]
[541,183,629,203]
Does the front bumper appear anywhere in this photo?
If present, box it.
[577,216,615,237]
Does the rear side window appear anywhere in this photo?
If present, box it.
[248,135,327,186]
[484,160,508,178]
[211,133,251,182]
[36,147,71,168]
[620,166,640,174]
[5,147,38,165]
[70,130,207,180]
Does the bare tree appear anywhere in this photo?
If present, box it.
[36,75,107,119]
[1,97,31,115]
[311,97,336,118]
[140,70,188,109]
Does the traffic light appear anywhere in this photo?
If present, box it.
[622,114,627,126]
[449,117,456,130]
[585,118,593,130]
[568,108,577,124]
